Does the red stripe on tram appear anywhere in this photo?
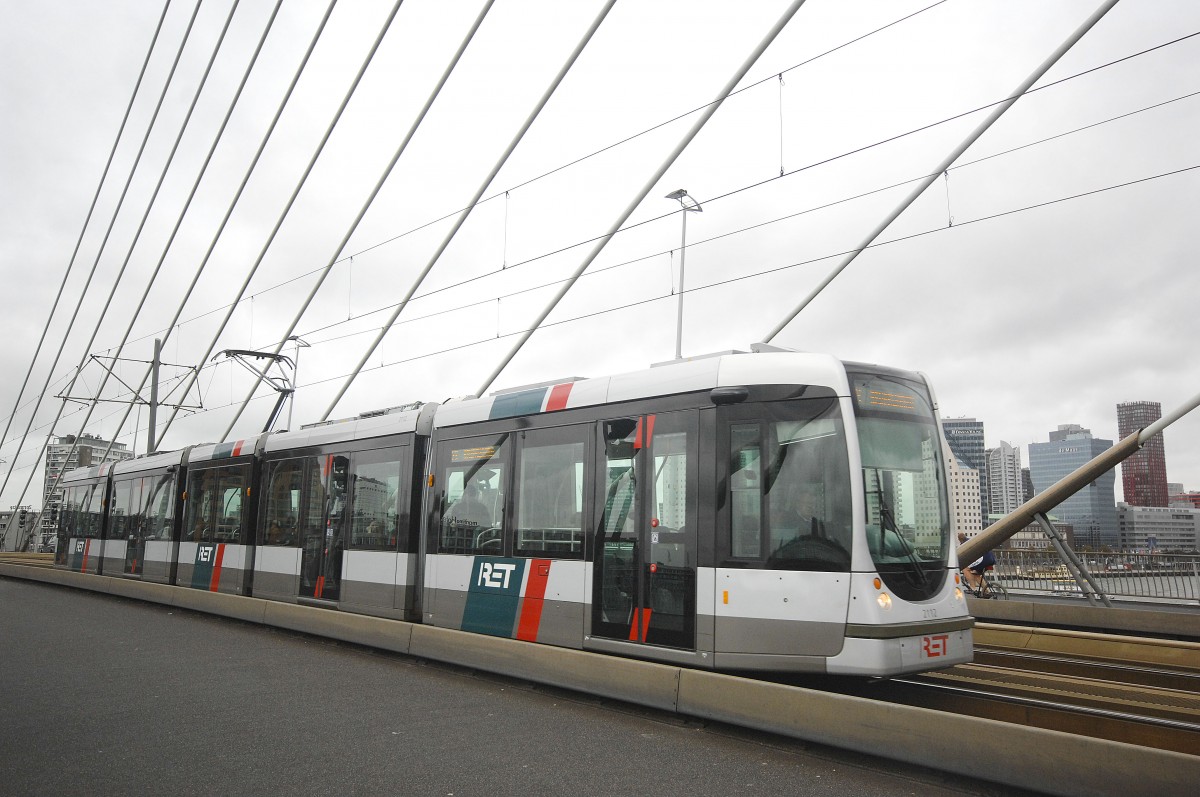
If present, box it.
[644,414,656,447]
[516,560,552,642]
[633,418,643,450]
[81,539,91,572]
[628,607,653,642]
[208,544,225,591]
[545,383,573,412]
[628,608,640,641]
[639,608,652,642]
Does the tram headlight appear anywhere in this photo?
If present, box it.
[875,592,892,610]
[954,587,964,602]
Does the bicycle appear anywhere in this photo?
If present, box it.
[962,565,1007,600]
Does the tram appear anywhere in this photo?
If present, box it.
[54,350,972,676]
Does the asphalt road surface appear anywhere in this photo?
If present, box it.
[0,578,1026,796]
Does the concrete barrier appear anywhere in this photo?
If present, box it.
[969,595,1200,639]
[4,563,1197,795]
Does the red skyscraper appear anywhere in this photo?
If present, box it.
[1116,401,1168,507]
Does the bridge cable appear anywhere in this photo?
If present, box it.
[126,23,1200,358]
[0,0,205,508]
[475,0,810,397]
[12,1,247,544]
[0,0,170,472]
[115,0,950,354]
[149,0,410,446]
[101,0,340,457]
[313,0,615,426]
[40,0,288,500]
[760,0,1123,343]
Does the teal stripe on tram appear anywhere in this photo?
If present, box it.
[191,544,218,589]
[461,557,526,637]
[489,389,546,420]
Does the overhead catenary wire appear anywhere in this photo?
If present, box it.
[21,6,1190,458]
[0,0,170,476]
[271,158,1200,395]
[474,0,807,397]
[127,153,1197,447]
[762,0,1124,343]
[313,0,615,426]
[0,0,205,504]
[13,1,246,537]
[101,0,339,457]
[152,0,408,446]
[114,22,1200,360]
[217,0,504,435]
[115,0,952,354]
[284,81,1200,352]
[52,0,286,482]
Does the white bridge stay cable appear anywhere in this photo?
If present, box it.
[0,0,205,505]
[0,1,170,472]
[131,0,339,450]
[8,1,244,536]
[39,0,286,500]
[474,0,810,398]
[147,0,409,446]
[218,0,505,435]
[760,0,1123,344]
[313,0,616,426]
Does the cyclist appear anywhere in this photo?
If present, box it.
[958,532,996,598]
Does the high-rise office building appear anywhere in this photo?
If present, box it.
[944,444,982,539]
[1028,425,1117,549]
[986,441,1023,517]
[942,417,987,526]
[1116,401,1168,507]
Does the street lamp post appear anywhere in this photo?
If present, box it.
[665,189,702,360]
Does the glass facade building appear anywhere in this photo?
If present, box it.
[1028,425,1117,549]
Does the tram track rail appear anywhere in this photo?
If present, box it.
[835,626,1200,756]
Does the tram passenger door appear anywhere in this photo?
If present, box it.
[591,413,696,649]
[299,455,348,601]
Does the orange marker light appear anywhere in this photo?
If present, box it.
[723,590,729,605]
[873,577,881,590]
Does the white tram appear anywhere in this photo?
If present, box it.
[55,350,972,676]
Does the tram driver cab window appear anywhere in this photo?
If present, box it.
[438,436,508,555]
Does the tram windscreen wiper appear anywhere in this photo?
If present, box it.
[871,469,928,587]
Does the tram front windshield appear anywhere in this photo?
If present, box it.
[851,370,950,600]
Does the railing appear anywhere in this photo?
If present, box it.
[993,550,1200,602]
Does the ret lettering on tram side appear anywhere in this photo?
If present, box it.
[460,557,555,640]
[191,543,226,591]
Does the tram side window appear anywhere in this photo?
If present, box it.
[109,478,140,541]
[143,473,176,540]
[349,451,405,551]
[301,458,327,545]
[515,431,584,559]
[217,467,247,543]
[263,459,304,545]
[730,424,763,558]
[82,483,105,539]
[438,436,508,555]
[186,465,249,544]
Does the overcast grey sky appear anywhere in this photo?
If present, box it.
[2,0,1198,510]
